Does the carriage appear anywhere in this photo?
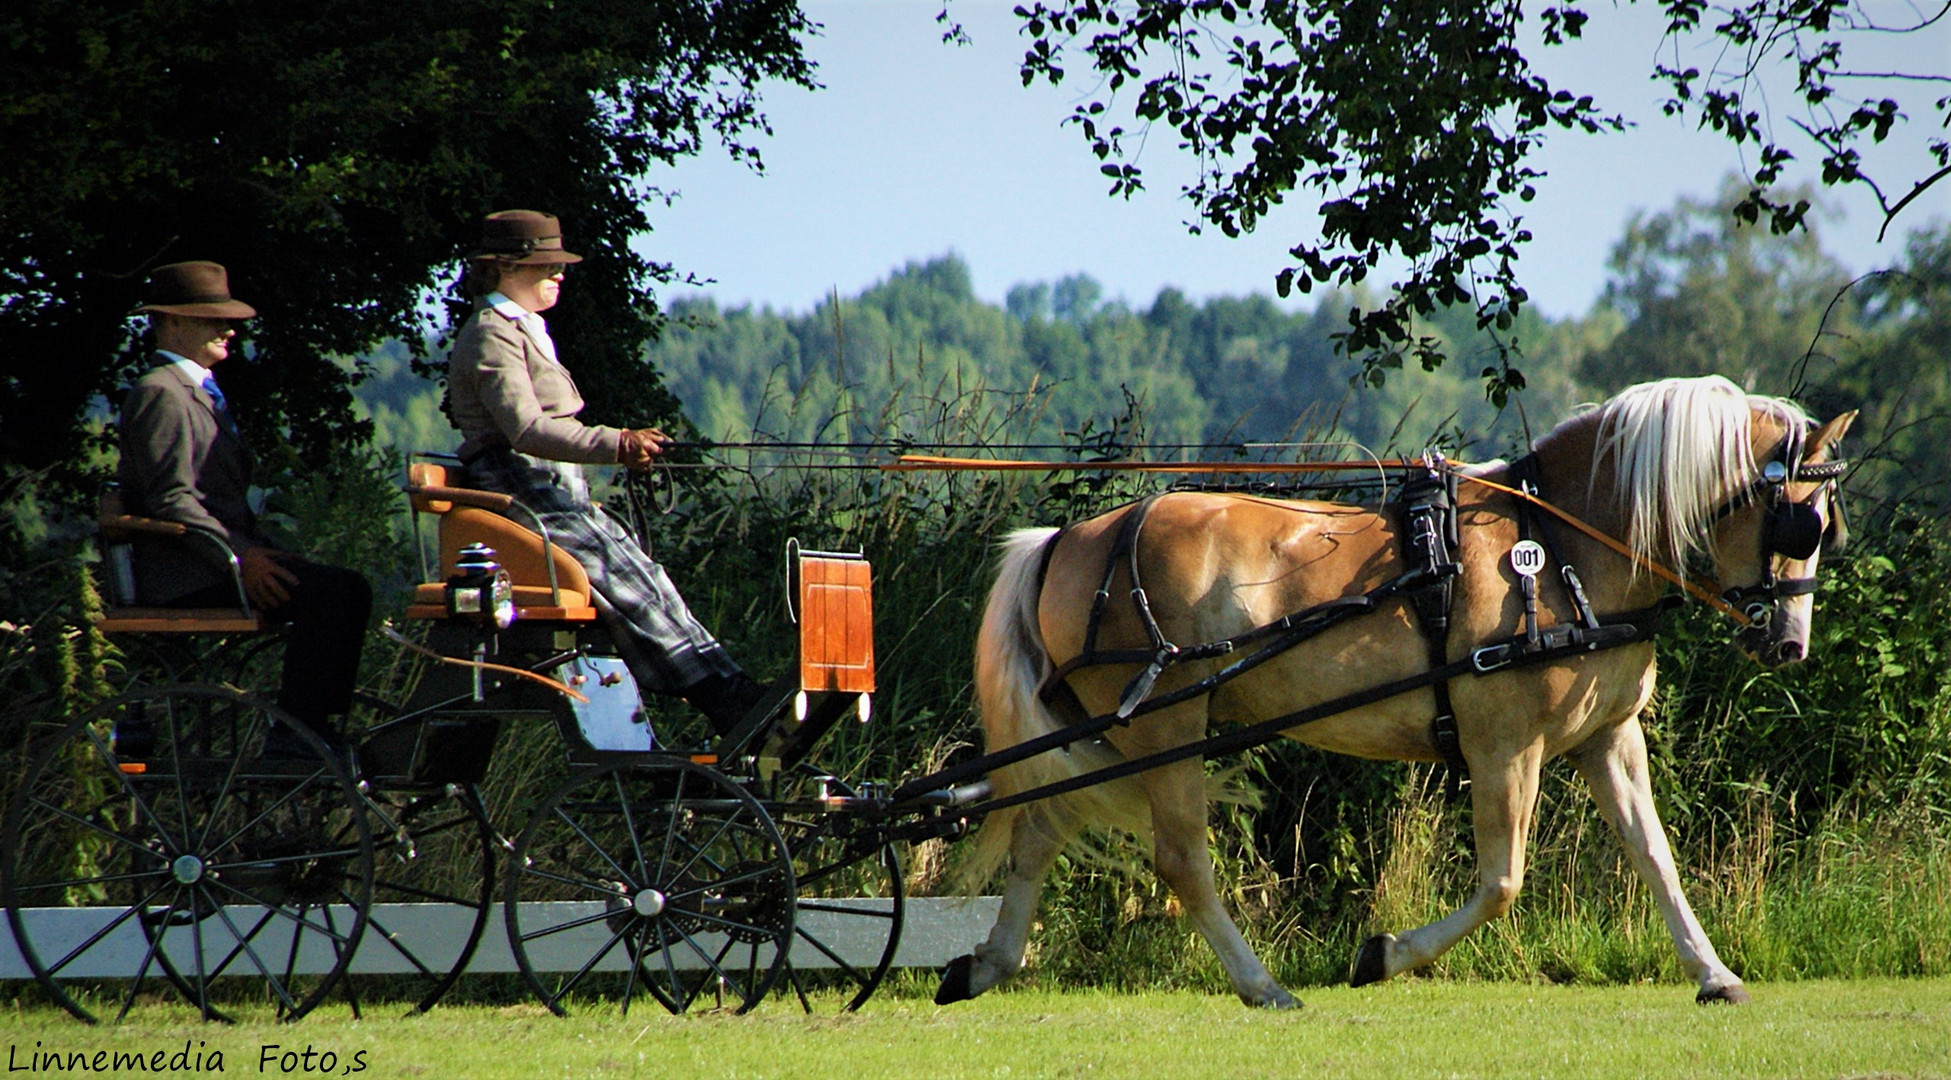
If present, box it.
[1,458,982,1021]
[2,376,1855,1021]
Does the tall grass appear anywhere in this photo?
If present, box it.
[4,365,1948,1002]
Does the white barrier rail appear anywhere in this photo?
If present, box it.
[0,898,999,979]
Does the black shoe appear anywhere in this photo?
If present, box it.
[260,722,348,764]
[686,673,769,737]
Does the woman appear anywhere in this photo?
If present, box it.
[446,209,762,733]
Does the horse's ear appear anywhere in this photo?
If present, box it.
[1806,410,1858,461]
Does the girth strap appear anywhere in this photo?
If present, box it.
[1399,456,1467,791]
[1041,495,1180,718]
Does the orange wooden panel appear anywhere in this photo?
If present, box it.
[799,557,875,693]
[402,603,596,623]
[95,609,265,634]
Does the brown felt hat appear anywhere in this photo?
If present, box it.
[137,261,257,319]
[471,210,584,265]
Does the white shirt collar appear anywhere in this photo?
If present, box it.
[485,292,556,362]
[486,292,536,322]
[159,351,214,385]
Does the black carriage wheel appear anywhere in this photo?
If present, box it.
[354,784,497,1015]
[504,760,795,1017]
[341,693,498,1016]
[769,769,905,1013]
[0,685,374,1023]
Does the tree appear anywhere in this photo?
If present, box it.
[1000,0,1948,403]
[0,0,816,498]
[1579,179,1851,393]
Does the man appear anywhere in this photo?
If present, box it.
[118,260,372,741]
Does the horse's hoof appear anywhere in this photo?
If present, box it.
[1696,983,1751,1005]
[1246,987,1303,1010]
[1350,933,1394,987]
[934,954,977,1005]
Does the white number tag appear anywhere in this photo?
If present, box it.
[1509,540,1547,578]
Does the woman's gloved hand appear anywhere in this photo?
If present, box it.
[617,428,670,470]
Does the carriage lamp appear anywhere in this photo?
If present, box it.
[446,543,516,628]
[112,699,155,761]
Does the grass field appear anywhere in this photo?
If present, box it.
[5,978,1948,1078]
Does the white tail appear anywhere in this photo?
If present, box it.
[956,527,1151,891]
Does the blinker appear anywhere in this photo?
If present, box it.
[1768,502,1824,561]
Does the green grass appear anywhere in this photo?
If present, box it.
[5,979,1949,1078]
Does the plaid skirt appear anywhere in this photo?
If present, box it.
[462,448,739,694]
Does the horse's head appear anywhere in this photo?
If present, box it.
[1711,408,1857,668]
[1585,376,1858,670]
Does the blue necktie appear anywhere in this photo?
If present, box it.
[201,375,238,434]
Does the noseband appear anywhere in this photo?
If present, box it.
[1709,433,1849,627]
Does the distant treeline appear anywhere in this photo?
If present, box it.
[352,181,1948,512]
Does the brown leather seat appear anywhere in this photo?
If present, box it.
[403,462,597,623]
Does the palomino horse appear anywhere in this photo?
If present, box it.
[941,375,1854,1008]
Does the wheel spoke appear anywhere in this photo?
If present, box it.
[681,906,786,941]
[517,906,627,944]
[209,898,302,1013]
[355,900,437,978]
[613,771,651,885]
[115,887,185,1023]
[203,768,334,857]
[24,797,171,867]
[204,845,364,873]
[546,922,632,1010]
[655,768,689,882]
[42,881,172,977]
[619,922,643,1017]
[790,963,813,1013]
[76,724,179,849]
[515,863,639,901]
[373,878,482,906]
[548,803,636,886]
[639,920,682,1014]
[793,924,870,985]
[201,878,356,946]
[665,863,784,902]
[200,905,278,981]
[662,807,751,887]
[191,712,258,851]
[796,900,895,919]
[671,923,736,989]
[28,867,173,899]
[163,698,196,849]
[188,884,213,1021]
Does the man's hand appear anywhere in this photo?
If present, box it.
[240,547,299,609]
[617,428,671,471]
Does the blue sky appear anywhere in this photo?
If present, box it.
[640,1,1950,320]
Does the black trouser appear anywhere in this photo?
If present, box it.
[169,561,372,728]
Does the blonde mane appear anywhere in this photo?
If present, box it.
[1576,376,1809,572]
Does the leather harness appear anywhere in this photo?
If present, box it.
[887,432,1846,817]
[1026,452,1679,797]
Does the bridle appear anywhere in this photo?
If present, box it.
[1707,428,1849,628]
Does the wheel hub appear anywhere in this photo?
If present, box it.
[631,889,665,918]
[171,854,205,884]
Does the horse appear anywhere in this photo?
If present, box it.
[938,375,1855,1008]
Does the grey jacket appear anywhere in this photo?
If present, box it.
[447,301,622,464]
[117,360,275,604]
